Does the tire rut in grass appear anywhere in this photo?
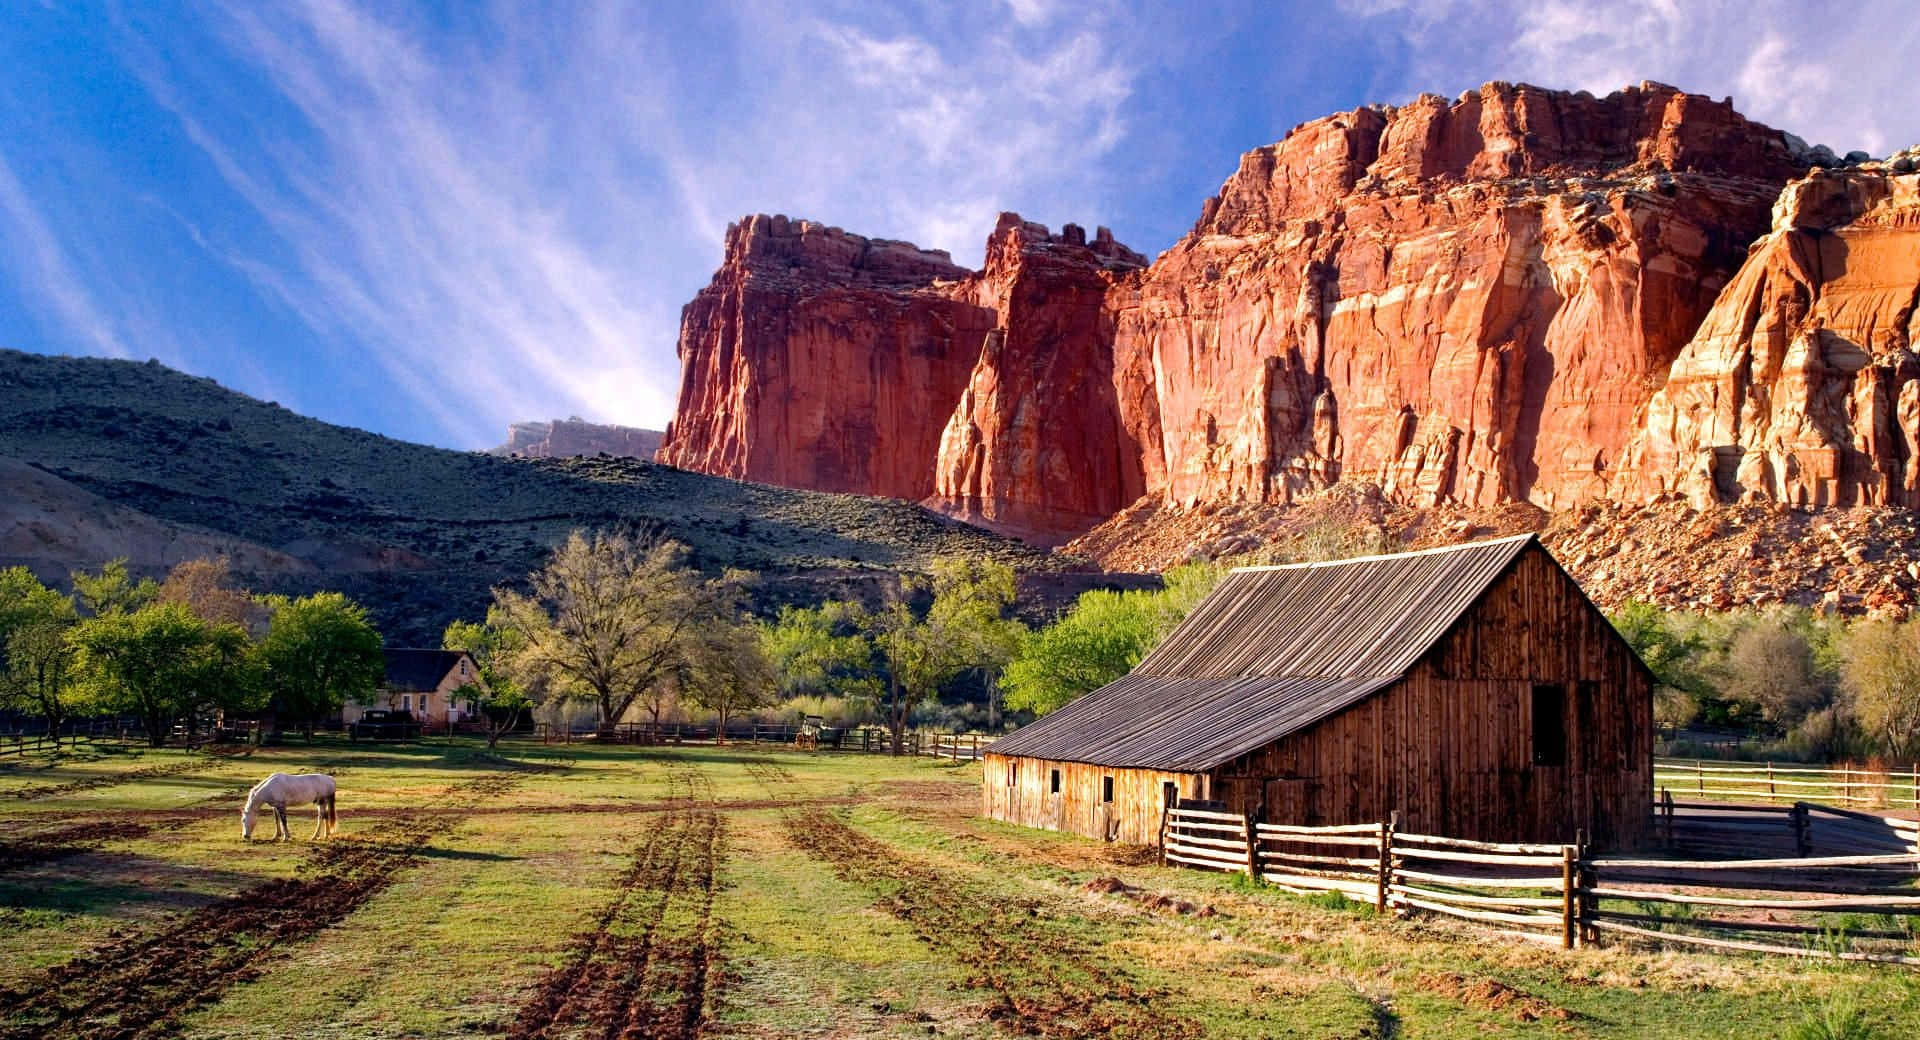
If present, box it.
[0,772,524,1040]
[508,762,726,1040]
[754,760,1200,1040]
[9,759,211,802]
[0,821,152,873]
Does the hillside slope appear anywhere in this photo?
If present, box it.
[0,350,1062,643]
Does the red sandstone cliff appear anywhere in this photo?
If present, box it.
[1612,161,1920,508]
[927,215,1149,545]
[655,215,993,499]
[660,82,1920,550]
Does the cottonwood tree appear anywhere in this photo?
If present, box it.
[1840,617,1920,758]
[491,532,740,740]
[762,603,883,717]
[157,557,266,634]
[0,568,80,743]
[683,618,775,742]
[443,612,537,750]
[70,559,159,617]
[866,558,1024,754]
[258,592,385,740]
[71,602,254,746]
[1002,563,1221,718]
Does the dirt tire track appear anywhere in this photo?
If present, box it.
[0,822,152,873]
[8,759,211,802]
[509,762,725,1040]
[745,759,1200,1040]
[0,771,526,1040]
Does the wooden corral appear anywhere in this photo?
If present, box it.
[983,535,1655,851]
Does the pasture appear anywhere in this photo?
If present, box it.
[0,742,1916,1039]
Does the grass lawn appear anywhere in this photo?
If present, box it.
[0,739,1914,1038]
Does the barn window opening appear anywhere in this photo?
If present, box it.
[1162,781,1178,808]
[1532,684,1567,767]
[1049,769,1060,794]
[1007,760,1017,787]
[1102,776,1114,803]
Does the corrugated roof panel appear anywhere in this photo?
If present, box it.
[993,534,1537,771]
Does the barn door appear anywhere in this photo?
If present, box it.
[1263,778,1309,826]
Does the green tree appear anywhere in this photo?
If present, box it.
[491,531,736,739]
[259,592,384,739]
[70,559,159,617]
[0,568,81,742]
[923,559,1023,727]
[863,559,1030,754]
[1715,611,1826,729]
[761,603,884,720]
[684,618,776,741]
[71,602,251,746]
[443,612,536,750]
[1838,617,1920,758]
[1001,563,1223,718]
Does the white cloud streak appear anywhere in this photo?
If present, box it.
[1341,0,1920,156]
[0,154,131,359]
[103,0,1140,448]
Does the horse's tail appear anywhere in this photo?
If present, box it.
[326,794,338,833]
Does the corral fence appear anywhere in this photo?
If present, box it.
[1160,799,1920,963]
[1656,756,1920,810]
[0,718,151,756]
[536,722,998,759]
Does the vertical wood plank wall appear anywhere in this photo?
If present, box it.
[1213,548,1652,849]
[980,755,1201,845]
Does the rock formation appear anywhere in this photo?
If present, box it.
[495,418,663,460]
[927,215,1149,544]
[1612,162,1920,509]
[655,215,993,499]
[660,81,1917,552]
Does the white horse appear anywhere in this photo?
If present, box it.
[241,772,338,841]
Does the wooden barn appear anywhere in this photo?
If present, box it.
[982,535,1654,851]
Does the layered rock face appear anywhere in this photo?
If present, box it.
[495,419,663,460]
[655,215,994,499]
[928,215,1149,544]
[1612,164,1920,509]
[661,82,1920,547]
[1126,82,1803,514]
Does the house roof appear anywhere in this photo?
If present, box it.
[988,534,1539,772]
[383,649,472,692]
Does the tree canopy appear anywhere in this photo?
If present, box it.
[258,592,385,738]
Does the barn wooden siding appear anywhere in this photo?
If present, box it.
[980,755,1203,846]
[1209,548,1652,849]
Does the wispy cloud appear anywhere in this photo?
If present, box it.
[1339,0,1920,156]
[99,0,1141,448]
[0,153,131,359]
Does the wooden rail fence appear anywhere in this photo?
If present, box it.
[1160,802,1920,961]
[1656,757,1920,810]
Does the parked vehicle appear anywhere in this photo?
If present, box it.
[349,710,421,742]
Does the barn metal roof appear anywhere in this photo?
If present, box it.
[989,534,1537,772]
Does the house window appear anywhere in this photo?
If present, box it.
[1532,684,1566,767]
[401,694,412,712]
[419,695,430,715]
[1102,776,1114,803]
[1049,769,1060,794]
[1162,781,1178,808]
[460,659,469,678]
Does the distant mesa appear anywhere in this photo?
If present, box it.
[494,418,664,460]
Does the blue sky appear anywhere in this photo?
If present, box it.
[3,1,1916,450]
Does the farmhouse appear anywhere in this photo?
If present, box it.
[983,535,1654,850]
[342,649,483,731]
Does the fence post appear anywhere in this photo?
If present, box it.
[1767,761,1775,802]
[1791,801,1811,856]
[1559,848,1574,955]
[1377,811,1397,915]
[1160,801,1173,866]
[1659,787,1673,850]
[1243,811,1259,879]
[1696,760,1704,796]
[972,734,980,761]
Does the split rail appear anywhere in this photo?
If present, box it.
[1655,757,1920,810]
[1160,801,1920,961]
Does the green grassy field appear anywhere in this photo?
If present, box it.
[0,740,1915,1039]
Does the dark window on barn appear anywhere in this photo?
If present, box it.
[1050,769,1060,794]
[1532,684,1567,767]
[1102,776,1114,803]
[1162,781,1178,808]
[1007,760,1017,787]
